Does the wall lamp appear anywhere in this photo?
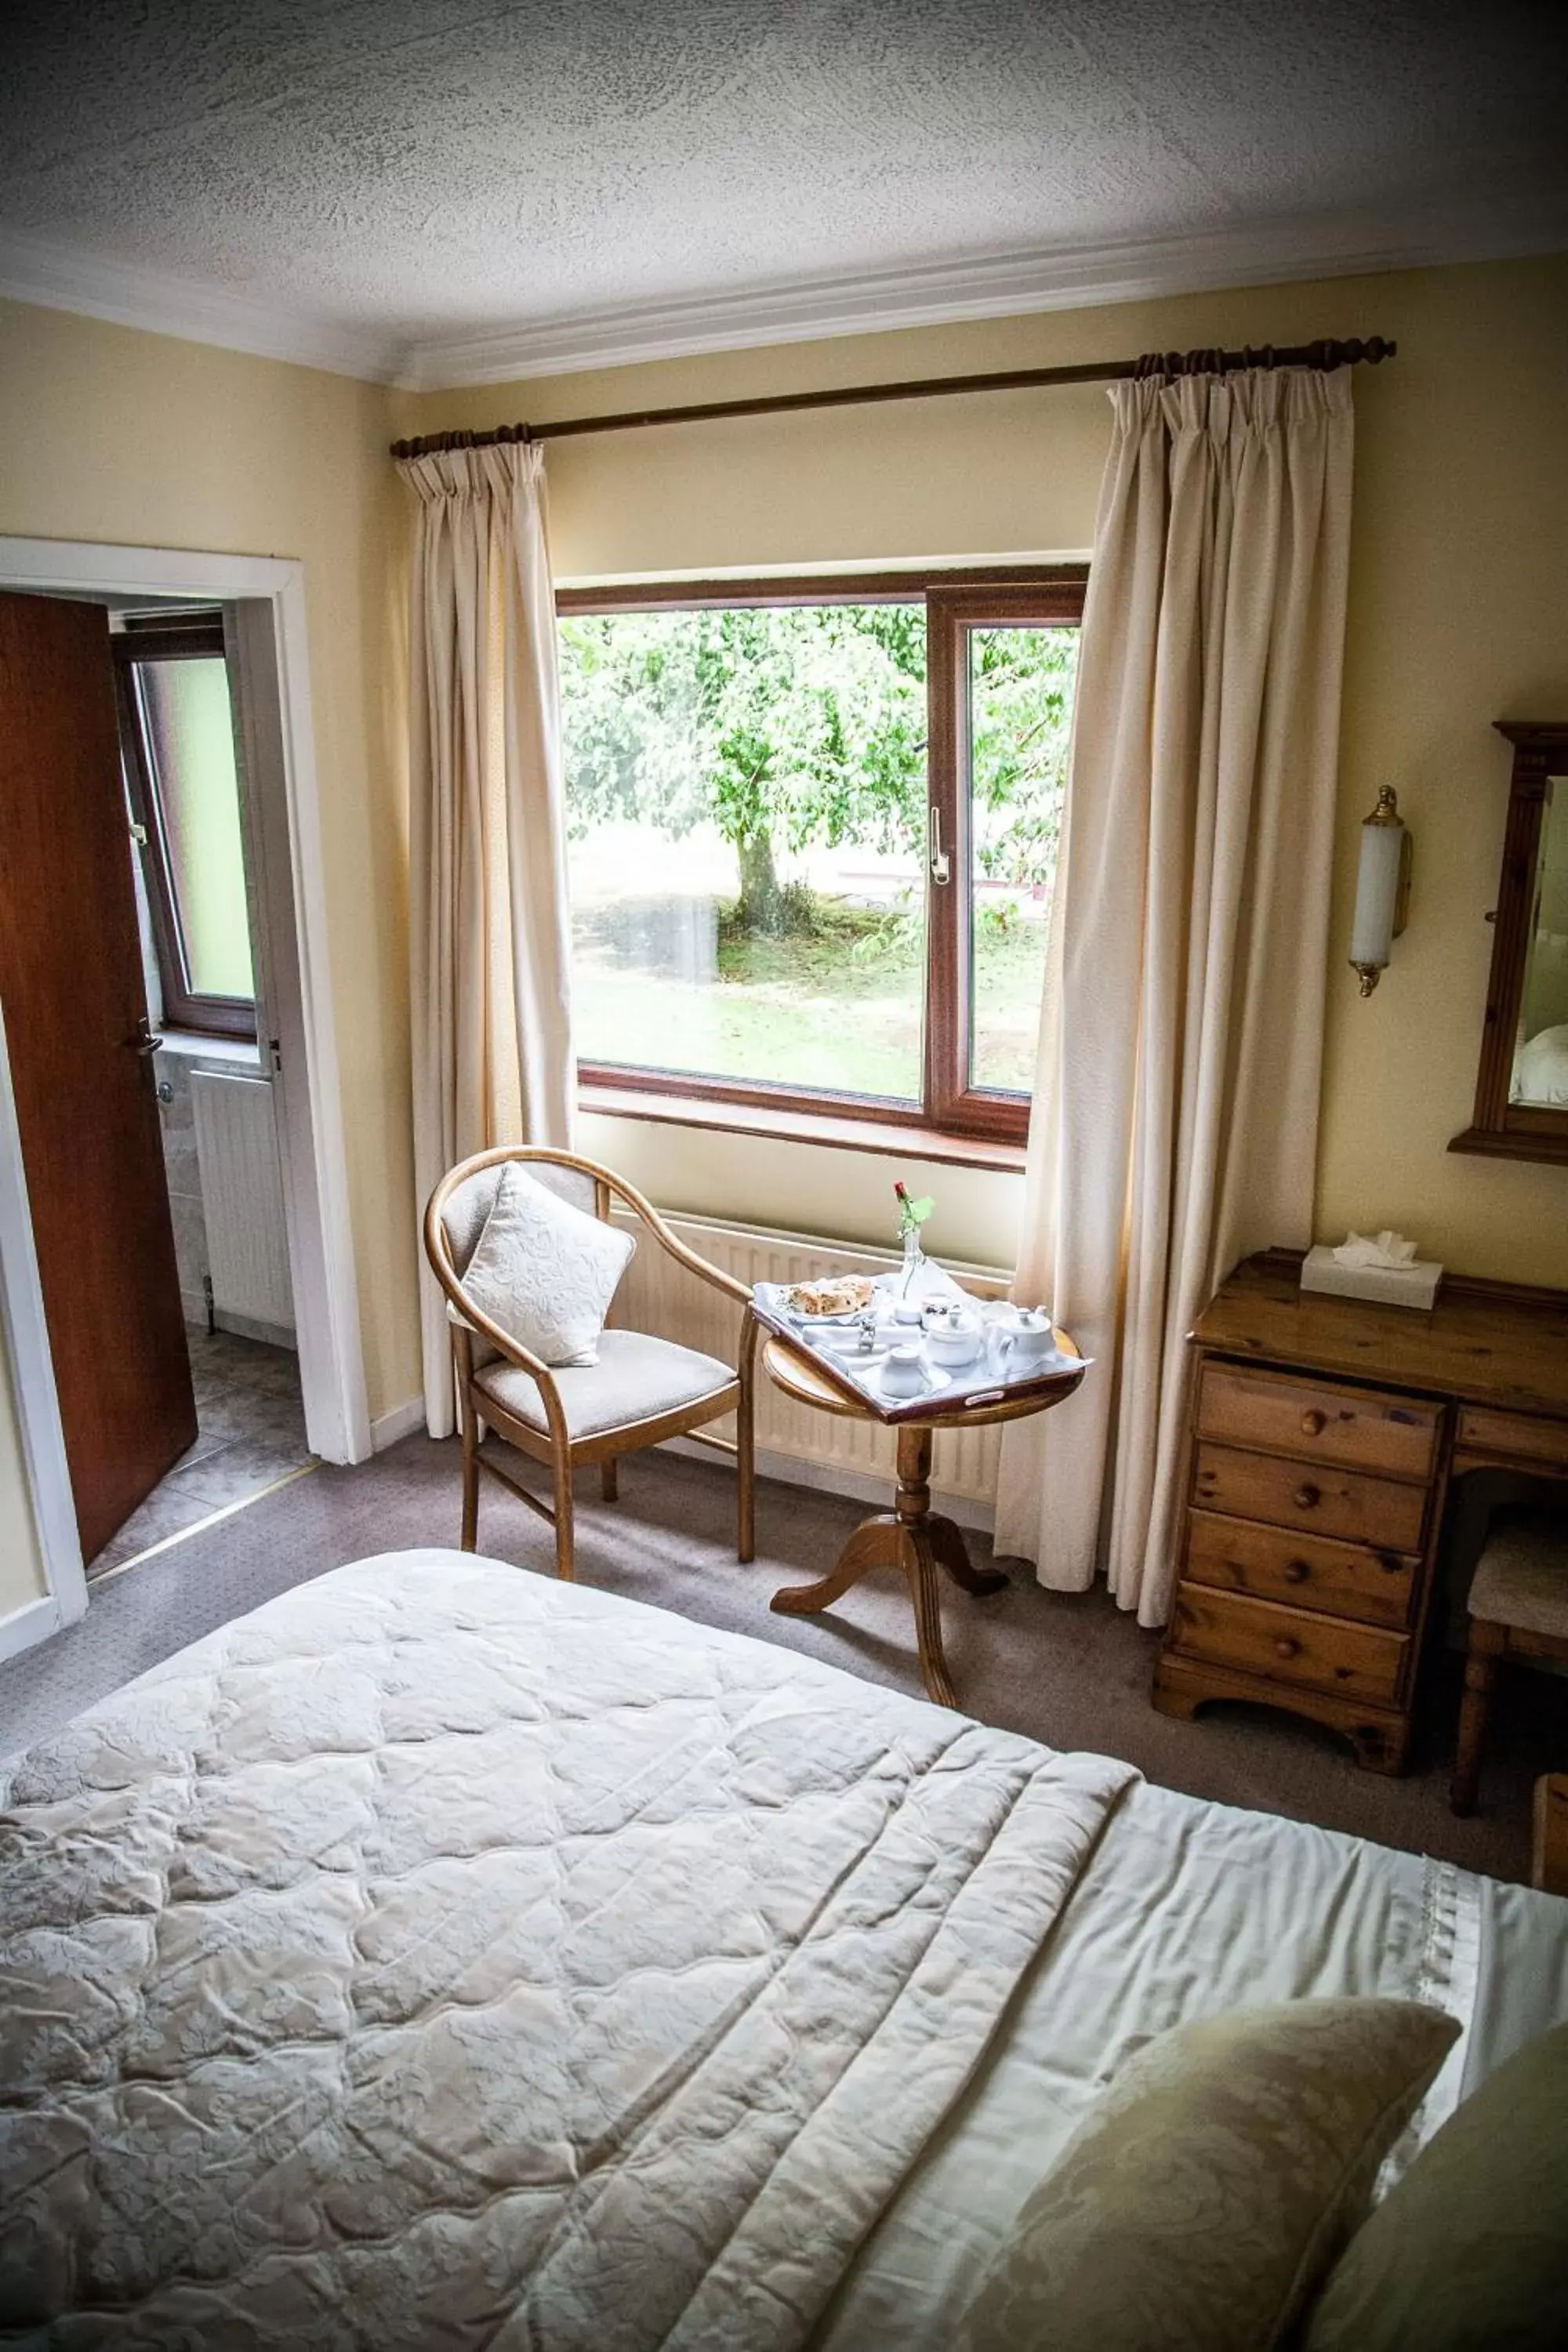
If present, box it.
[1349,786,1412,996]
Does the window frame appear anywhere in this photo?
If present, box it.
[113,614,258,1043]
[556,565,1087,1146]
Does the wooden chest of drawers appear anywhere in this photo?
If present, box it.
[1153,1253,1568,1775]
[1156,1356,1445,1772]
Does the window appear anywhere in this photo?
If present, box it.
[557,572,1083,1146]
[114,614,256,1040]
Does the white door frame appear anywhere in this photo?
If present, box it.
[0,536,370,1646]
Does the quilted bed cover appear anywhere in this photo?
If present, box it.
[0,1551,1134,2350]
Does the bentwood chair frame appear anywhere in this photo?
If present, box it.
[423,1146,758,1579]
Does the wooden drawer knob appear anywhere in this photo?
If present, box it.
[1275,1637,1301,1660]
[1301,1409,1327,1436]
[1283,1559,1311,1584]
[1294,1482,1321,1509]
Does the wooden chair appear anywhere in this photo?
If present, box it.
[423,1146,757,1579]
[1450,1506,1568,1813]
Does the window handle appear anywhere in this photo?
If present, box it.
[928,807,951,886]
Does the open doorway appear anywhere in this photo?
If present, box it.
[0,538,369,1653]
[93,601,313,1574]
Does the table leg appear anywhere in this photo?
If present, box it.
[770,1515,903,1616]
[926,1512,1008,1598]
[769,1422,998,1708]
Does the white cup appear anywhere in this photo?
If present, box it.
[880,1342,927,1396]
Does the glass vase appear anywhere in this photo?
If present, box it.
[898,1225,925,1299]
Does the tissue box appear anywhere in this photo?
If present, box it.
[1300,1246,1443,1311]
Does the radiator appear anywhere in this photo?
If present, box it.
[191,1072,294,1341]
[608,1213,1010,1523]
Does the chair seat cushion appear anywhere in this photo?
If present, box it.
[1468,1508,1568,1638]
[474,1329,735,1442]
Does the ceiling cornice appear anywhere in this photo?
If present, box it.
[393,198,1568,391]
[0,227,402,383]
[2,198,1564,397]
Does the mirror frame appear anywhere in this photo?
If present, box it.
[1450,720,1568,1166]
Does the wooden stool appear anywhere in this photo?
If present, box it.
[1450,1508,1568,1814]
[1534,1774,1568,1896]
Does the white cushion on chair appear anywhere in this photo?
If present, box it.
[1468,1509,1568,1639]
[441,1157,597,1275]
[474,1329,735,1441]
[460,1162,633,1367]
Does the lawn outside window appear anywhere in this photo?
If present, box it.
[114,612,256,1043]
[557,568,1085,1149]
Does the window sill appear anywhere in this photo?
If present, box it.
[579,1082,1027,1173]
[154,1029,263,1070]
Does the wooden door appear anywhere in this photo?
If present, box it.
[0,592,197,1563]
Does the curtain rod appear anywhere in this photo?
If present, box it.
[390,335,1395,459]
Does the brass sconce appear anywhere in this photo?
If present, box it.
[1349,786,1412,995]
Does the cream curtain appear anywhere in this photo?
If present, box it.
[400,441,574,1436]
[995,368,1354,1625]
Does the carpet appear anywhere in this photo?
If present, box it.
[2,1435,1561,1884]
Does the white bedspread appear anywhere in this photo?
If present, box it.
[0,1552,1134,2350]
[814,1778,1498,2350]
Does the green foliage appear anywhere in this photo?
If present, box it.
[895,1189,935,1237]
[968,626,1076,891]
[557,604,1076,925]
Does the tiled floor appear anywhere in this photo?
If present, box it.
[86,1328,314,1577]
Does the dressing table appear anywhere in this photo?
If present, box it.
[1152,1251,1568,1770]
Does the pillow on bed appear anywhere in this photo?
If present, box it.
[1304,2020,1568,2350]
[954,1998,1457,2352]
[459,1160,633,1367]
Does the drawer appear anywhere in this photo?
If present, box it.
[1197,1361,1439,1482]
[1185,1510,1419,1629]
[1171,1584,1408,1707]
[1456,1406,1568,1477]
[1191,1443,1428,1552]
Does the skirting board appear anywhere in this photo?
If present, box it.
[372,1396,430,1452]
[0,1591,63,1664]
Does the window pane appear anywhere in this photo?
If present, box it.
[968,624,1079,1094]
[137,657,254,1001]
[561,606,927,1102]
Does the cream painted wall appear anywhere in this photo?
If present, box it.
[0,299,416,1619]
[400,252,1568,1283]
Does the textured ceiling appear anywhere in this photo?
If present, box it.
[1,0,1564,372]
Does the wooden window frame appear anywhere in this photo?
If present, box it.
[113,615,257,1043]
[557,567,1087,1147]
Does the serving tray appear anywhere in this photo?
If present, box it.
[750,1272,1088,1426]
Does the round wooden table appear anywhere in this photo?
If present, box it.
[760,1329,1086,1710]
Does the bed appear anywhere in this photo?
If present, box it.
[2,1549,1566,2348]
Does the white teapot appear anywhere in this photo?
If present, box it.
[1007,1307,1060,1368]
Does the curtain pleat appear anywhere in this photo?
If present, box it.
[400,443,574,1436]
[995,369,1354,1625]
